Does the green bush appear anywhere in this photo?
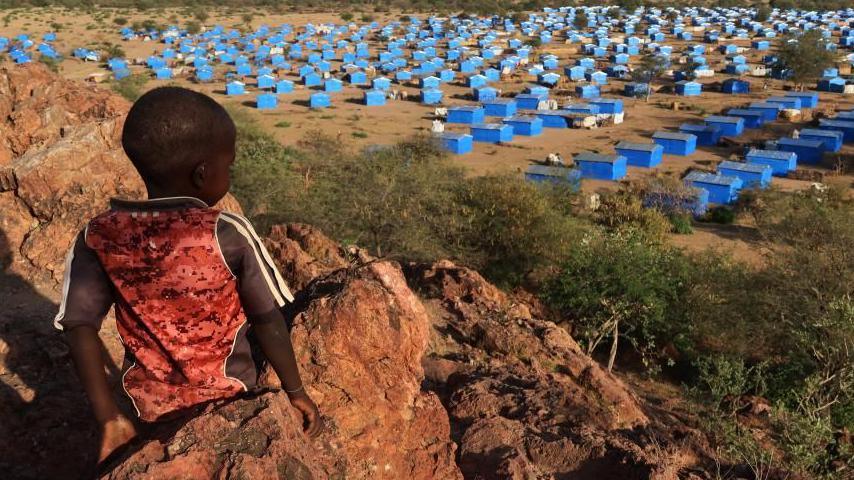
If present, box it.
[229,111,301,221]
[704,206,735,224]
[340,12,353,21]
[113,16,127,25]
[453,174,582,286]
[543,233,696,370]
[593,190,673,243]
[110,73,148,101]
[669,213,693,234]
[185,20,200,34]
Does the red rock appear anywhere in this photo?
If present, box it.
[107,259,461,480]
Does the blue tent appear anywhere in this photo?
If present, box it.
[324,78,343,92]
[717,161,772,189]
[226,81,245,95]
[421,88,443,104]
[653,131,697,155]
[675,81,702,96]
[256,93,278,109]
[704,116,745,137]
[615,142,664,168]
[745,149,797,176]
[575,153,628,180]
[364,89,386,106]
[502,115,543,136]
[819,119,854,142]
[310,92,331,109]
[438,132,473,154]
[447,106,486,124]
[746,102,782,122]
[483,99,516,117]
[776,137,824,164]
[276,80,294,94]
[515,93,547,110]
[800,129,843,152]
[727,109,765,129]
[470,123,513,143]
[722,78,750,94]
[784,91,819,108]
[684,171,743,204]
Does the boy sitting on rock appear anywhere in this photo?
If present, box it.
[54,86,321,465]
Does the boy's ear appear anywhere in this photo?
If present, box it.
[191,163,207,189]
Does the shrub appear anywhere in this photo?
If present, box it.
[274,121,291,128]
[228,110,301,220]
[453,175,582,286]
[351,131,368,138]
[113,16,127,25]
[110,73,148,101]
[38,55,60,73]
[704,206,735,224]
[593,190,672,243]
[543,233,696,371]
[185,20,200,34]
[360,13,375,23]
[669,213,693,234]
[340,12,353,21]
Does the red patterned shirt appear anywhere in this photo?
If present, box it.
[54,197,293,422]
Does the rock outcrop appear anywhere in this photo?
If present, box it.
[407,261,711,479]
[106,252,462,480]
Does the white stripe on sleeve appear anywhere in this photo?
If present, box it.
[222,213,295,303]
[219,214,287,307]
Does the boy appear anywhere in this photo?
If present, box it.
[54,87,321,464]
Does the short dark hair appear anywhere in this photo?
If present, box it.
[122,87,235,186]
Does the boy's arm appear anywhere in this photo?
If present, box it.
[56,231,136,461]
[253,314,322,437]
[67,326,137,462]
[217,213,322,437]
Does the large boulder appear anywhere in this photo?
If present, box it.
[106,231,461,480]
[406,260,712,479]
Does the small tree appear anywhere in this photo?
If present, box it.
[631,53,668,102]
[185,20,201,35]
[573,10,588,30]
[193,9,209,24]
[777,30,837,91]
[755,5,771,22]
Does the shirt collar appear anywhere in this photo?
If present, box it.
[110,196,210,211]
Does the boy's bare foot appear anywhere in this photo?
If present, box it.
[98,414,138,463]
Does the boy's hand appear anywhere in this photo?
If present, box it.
[98,414,138,464]
[288,390,323,438]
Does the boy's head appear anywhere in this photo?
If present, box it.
[122,87,236,206]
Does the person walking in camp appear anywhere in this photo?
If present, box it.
[55,87,322,467]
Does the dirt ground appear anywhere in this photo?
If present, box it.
[2,6,853,265]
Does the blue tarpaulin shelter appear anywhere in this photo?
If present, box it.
[653,131,697,155]
[614,141,664,168]
[684,171,743,204]
[575,152,628,180]
[746,149,797,175]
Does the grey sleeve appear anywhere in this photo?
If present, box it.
[53,229,114,331]
[216,213,295,324]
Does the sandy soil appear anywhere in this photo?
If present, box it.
[3,6,853,264]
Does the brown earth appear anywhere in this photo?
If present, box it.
[4,8,854,266]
